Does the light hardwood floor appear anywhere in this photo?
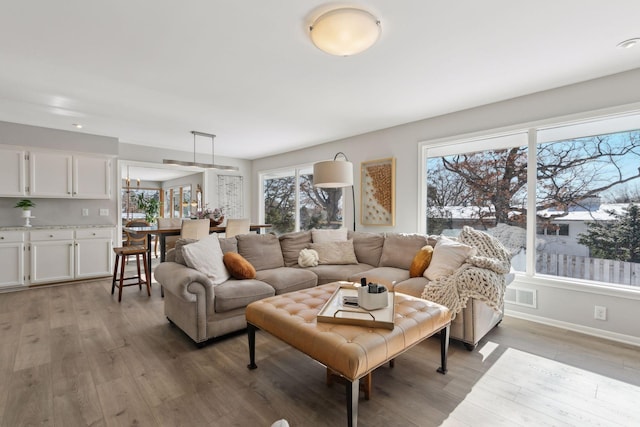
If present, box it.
[0,278,639,427]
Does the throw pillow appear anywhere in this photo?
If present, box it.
[223,252,256,279]
[181,234,230,285]
[174,238,198,265]
[308,240,358,265]
[349,231,384,266]
[236,233,285,271]
[409,245,434,278]
[379,233,429,269]
[218,236,238,254]
[297,248,319,267]
[311,228,348,243]
[279,230,312,267]
[423,236,477,281]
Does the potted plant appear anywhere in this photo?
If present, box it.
[196,205,225,225]
[14,199,35,218]
[135,194,160,224]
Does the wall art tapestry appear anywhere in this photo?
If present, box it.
[360,157,395,226]
[217,175,244,219]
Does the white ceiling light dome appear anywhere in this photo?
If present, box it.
[309,8,381,56]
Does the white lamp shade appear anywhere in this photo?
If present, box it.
[310,8,381,56]
[313,160,354,188]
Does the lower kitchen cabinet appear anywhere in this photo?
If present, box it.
[29,227,113,285]
[0,231,25,288]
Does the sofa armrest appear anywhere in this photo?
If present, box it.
[154,261,216,303]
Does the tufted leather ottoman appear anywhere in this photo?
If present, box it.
[246,282,451,427]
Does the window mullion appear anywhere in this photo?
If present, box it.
[526,128,537,277]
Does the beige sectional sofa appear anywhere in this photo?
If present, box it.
[154,227,513,349]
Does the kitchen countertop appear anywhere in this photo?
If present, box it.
[0,224,116,231]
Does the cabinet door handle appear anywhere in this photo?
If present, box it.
[92,233,96,236]
[49,234,54,238]
[0,236,4,240]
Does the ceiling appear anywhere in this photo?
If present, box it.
[121,164,201,182]
[1,1,639,160]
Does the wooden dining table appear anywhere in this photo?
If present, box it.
[123,223,272,278]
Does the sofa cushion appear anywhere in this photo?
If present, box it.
[379,233,429,270]
[423,236,476,281]
[218,236,238,254]
[349,231,384,267]
[309,240,358,265]
[255,267,317,294]
[214,279,275,312]
[174,238,198,265]
[181,234,230,285]
[409,245,433,278]
[311,228,348,242]
[223,252,256,279]
[237,233,285,271]
[279,230,312,267]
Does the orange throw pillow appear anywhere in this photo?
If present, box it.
[223,252,256,280]
[409,245,434,278]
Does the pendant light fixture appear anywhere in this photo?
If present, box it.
[163,131,239,171]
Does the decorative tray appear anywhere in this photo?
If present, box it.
[317,283,395,330]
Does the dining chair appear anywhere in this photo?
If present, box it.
[225,218,250,238]
[156,217,183,256]
[124,220,150,246]
[181,219,211,240]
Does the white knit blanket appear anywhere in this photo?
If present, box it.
[421,226,511,318]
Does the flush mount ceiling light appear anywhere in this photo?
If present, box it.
[309,8,381,56]
[163,131,239,171]
[617,38,640,49]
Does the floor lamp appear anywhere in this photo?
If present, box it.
[312,152,356,231]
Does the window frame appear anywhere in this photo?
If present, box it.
[259,163,346,233]
[419,104,640,299]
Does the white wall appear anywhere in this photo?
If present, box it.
[252,68,640,344]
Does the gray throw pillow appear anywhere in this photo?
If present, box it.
[174,238,198,265]
[279,230,312,267]
[236,233,285,271]
[349,231,385,266]
[379,233,429,270]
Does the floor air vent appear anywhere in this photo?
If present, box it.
[505,287,537,308]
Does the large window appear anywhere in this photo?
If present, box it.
[121,187,160,224]
[262,166,344,235]
[424,112,640,289]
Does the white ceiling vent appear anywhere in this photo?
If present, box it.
[505,287,537,308]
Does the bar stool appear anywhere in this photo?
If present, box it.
[111,245,150,302]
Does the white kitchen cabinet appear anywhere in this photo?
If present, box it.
[29,151,111,199]
[29,229,74,284]
[74,228,113,278]
[0,231,25,288]
[28,227,114,285]
[0,148,27,197]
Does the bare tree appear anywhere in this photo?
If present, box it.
[434,131,640,224]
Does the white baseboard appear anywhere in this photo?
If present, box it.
[504,309,640,348]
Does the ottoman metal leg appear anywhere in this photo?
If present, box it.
[247,323,258,370]
[346,378,359,427]
[437,324,450,374]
